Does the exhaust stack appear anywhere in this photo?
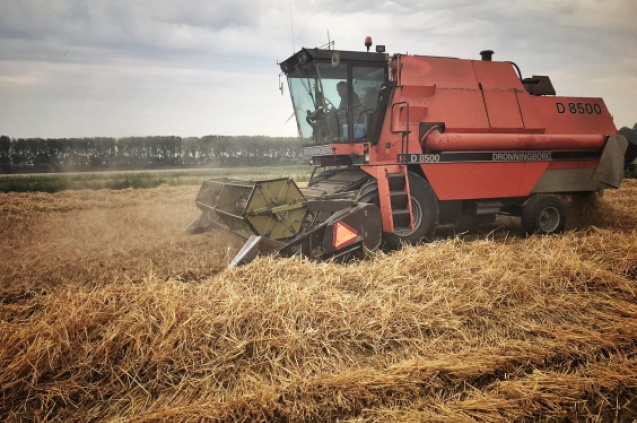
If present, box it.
[480,50,494,61]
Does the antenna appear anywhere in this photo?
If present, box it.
[289,2,295,53]
[318,30,335,50]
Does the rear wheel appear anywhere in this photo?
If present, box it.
[360,172,439,250]
[521,194,566,235]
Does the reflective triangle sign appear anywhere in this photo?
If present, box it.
[333,221,358,249]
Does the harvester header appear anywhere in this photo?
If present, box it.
[189,40,637,267]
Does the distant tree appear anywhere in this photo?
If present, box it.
[182,137,201,165]
[0,135,10,172]
[0,134,303,173]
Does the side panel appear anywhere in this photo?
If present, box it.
[532,169,600,193]
[515,91,546,132]
[399,56,478,88]
[417,90,491,132]
[531,96,616,135]
[394,56,491,133]
[593,134,629,188]
[481,91,525,129]
[471,60,524,90]
[471,60,525,130]
[421,162,549,200]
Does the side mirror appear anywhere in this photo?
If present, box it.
[331,52,340,68]
[279,74,285,95]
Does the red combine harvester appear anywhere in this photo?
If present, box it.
[189,40,636,267]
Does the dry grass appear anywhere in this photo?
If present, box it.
[1,180,636,421]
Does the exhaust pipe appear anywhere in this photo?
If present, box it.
[480,50,494,61]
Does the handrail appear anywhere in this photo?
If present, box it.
[390,101,411,156]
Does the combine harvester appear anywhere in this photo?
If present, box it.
[188,38,637,267]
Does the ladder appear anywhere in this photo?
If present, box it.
[376,165,414,233]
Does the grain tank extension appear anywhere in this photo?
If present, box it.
[189,42,636,267]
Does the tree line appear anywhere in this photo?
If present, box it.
[0,135,305,173]
[1,123,635,174]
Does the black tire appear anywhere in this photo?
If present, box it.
[521,194,566,235]
[360,172,439,250]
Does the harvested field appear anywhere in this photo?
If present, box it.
[1,180,636,421]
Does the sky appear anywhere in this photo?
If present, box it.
[0,0,635,139]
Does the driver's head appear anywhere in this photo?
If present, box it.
[337,81,348,97]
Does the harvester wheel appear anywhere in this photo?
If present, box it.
[360,172,438,250]
[522,195,566,235]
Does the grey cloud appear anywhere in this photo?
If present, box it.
[0,0,635,138]
[0,0,270,66]
[149,0,261,29]
[0,0,261,38]
[302,0,477,15]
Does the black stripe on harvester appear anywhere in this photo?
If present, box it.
[397,150,602,164]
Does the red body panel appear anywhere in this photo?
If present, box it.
[531,96,616,135]
[354,54,618,201]
[421,162,549,200]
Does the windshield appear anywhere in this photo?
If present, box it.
[287,62,385,145]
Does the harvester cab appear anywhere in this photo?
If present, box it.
[189,39,636,268]
[279,48,388,146]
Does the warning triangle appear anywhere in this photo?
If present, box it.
[333,221,358,249]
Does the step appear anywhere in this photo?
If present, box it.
[386,173,406,191]
[466,200,505,215]
[392,208,411,228]
[390,191,408,209]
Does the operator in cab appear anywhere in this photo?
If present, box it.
[336,81,361,110]
[335,81,366,140]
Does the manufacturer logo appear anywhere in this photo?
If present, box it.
[492,152,552,161]
[303,145,333,157]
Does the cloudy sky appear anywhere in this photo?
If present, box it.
[0,0,635,139]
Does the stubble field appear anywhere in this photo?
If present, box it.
[1,180,636,421]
